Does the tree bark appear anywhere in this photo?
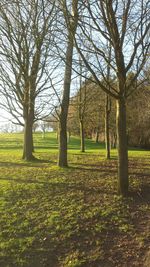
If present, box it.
[58,36,74,167]
[112,132,117,148]
[58,45,73,166]
[23,119,34,161]
[31,131,34,152]
[95,128,99,143]
[80,120,85,152]
[58,119,68,166]
[22,94,35,161]
[58,1,78,167]
[116,98,128,195]
[105,94,111,159]
[67,131,71,143]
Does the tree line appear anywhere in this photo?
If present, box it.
[64,74,150,149]
[0,0,150,196]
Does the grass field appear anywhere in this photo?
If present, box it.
[0,132,150,267]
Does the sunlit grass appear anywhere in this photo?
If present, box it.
[0,132,150,266]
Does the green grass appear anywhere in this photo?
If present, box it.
[0,132,150,267]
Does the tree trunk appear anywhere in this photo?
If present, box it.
[80,120,85,152]
[56,130,59,142]
[95,129,99,143]
[23,119,34,161]
[67,131,71,143]
[58,1,78,167]
[22,99,34,161]
[42,130,45,139]
[31,131,34,152]
[58,120,68,167]
[112,132,117,148]
[105,95,110,159]
[116,98,128,195]
[58,34,74,167]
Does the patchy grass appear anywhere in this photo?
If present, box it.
[0,132,150,267]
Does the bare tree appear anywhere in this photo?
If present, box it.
[0,0,57,160]
[75,0,150,195]
[57,0,79,167]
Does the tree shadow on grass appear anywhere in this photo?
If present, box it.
[35,145,58,149]
[69,165,117,174]
[0,179,116,267]
[129,172,150,178]
[0,176,115,196]
[0,159,54,168]
[0,145,23,150]
[1,172,150,267]
[128,182,150,208]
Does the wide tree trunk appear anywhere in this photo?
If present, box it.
[105,95,110,159]
[23,119,34,161]
[22,98,35,161]
[116,98,128,195]
[80,120,85,152]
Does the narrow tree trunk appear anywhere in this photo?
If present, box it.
[96,106,101,143]
[95,129,99,143]
[80,120,85,152]
[105,95,110,159]
[112,132,117,148]
[67,131,71,143]
[116,98,128,195]
[56,130,59,142]
[23,119,34,161]
[31,131,34,152]
[42,130,45,139]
